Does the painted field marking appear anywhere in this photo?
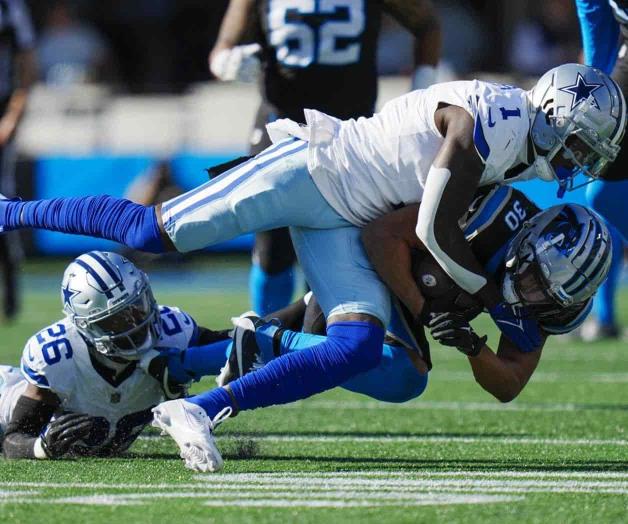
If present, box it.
[3,471,628,508]
[52,493,522,508]
[0,490,39,499]
[278,398,628,412]
[138,432,628,447]
[435,371,628,383]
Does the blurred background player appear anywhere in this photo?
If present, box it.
[0,0,35,322]
[575,0,628,341]
[209,0,442,316]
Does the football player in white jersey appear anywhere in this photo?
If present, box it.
[0,251,230,459]
[0,64,626,470]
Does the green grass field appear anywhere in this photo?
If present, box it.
[0,263,627,524]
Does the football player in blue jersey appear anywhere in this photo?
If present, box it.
[574,0,628,340]
[0,65,625,469]
[0,251,231,459]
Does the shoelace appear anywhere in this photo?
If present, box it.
[209,406,233,432]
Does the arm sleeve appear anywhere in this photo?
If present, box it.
[575,0,620,73]
[416,167,487,295]
[2,396,55,459]
[9,0,36,50]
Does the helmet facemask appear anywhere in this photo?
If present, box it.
[503,238,582,325]
[530,98,620,197]
[72,277,160,361]
[528,64,626,196]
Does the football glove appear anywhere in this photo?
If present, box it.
[488,302,542,353]
[210,44,261,83]
[428,312,487,357]
[39,413,94,459]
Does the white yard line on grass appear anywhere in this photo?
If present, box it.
[435,371,628,383]
[278,399,626,413]
[6,470,628,508]
[137,432,628,446]
[51,493,522,508]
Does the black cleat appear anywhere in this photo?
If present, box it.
[216,314,265,387]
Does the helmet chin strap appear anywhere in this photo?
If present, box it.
[501,272,521,307]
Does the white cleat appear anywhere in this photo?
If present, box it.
[152,399,232,472]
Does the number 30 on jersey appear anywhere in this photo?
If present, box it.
[268,0,365,67]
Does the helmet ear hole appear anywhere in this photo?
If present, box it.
[544,107,553,126]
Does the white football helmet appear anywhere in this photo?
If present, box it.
[502,204,612,334]
[527,64,627,196]
[61,251,160,360]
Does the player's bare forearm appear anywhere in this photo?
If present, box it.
[211,0,256,58]
[468,334,545,402]
[0,50,35,144]
[383,0,441,66]
[419,105,501,307]
[362,205,425,319]
[414,27,440,67]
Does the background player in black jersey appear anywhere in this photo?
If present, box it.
[0,0,36,322]
[209,0,442,317]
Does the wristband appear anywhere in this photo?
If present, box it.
[464,334,487,358]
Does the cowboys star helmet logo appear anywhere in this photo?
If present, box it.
[62,283,78,309]
[558,72,603,110]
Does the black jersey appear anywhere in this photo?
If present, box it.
[0,0,34,101]
[255,0,382,121]
[608,0,628,27]
[462,185,541,276]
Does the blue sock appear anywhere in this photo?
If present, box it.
[2,195,165,253]
[188,321,384,418]
[341,345,428,403]
[271,329,428,403]
[594,223,625,326]
[166,339,232,383]
[249,263,294,316]
[187,386,234,418]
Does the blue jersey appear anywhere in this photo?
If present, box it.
[575,0,623,73]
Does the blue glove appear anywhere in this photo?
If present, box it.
[488,302,542,353]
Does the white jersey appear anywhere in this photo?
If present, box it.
[0,365,27,437]
[268,80,533,226]
[11,305,197,455]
